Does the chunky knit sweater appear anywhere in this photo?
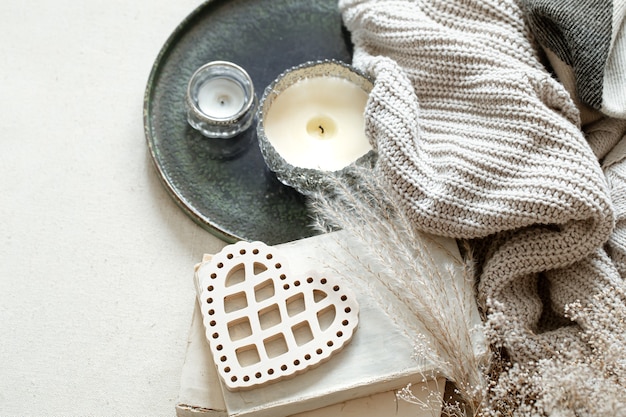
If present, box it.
[339,0,626,410]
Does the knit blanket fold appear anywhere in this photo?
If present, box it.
[339,0,626,407]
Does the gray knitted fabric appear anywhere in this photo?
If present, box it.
[520,0,626,119]
[520,0,612,111]
[340,0,626,385]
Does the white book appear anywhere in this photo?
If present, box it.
[176,231,483,417]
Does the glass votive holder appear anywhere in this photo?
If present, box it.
[185,61,257,139]
[257,60,375,195]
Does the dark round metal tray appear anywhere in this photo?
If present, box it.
[144,0,352,245]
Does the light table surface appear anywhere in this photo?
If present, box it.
[0,1,445,416]
[1,1,222,415]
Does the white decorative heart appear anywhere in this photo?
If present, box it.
[196,240,359,391]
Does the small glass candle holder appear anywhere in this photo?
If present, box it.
[186,61,257,139]
[257,60,375,194]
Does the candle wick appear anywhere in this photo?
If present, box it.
[319,125,325,134]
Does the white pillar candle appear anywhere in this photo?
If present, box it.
[197,77,247,119]
[262,77,370,171]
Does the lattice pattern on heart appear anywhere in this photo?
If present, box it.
[197,240,359,391]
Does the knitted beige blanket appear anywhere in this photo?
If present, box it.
[339,0,626,412]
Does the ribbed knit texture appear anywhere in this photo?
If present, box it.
[603,0,626,118]
[340,0,626,374]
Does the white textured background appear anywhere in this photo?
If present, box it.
[0,1,230,415]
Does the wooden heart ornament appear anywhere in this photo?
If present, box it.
[196,240,359,391]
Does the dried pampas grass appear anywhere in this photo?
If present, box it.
[308,167,487,415]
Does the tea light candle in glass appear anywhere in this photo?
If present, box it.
[186,61,257,139]
[257,60,374,194]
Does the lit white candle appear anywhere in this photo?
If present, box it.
[185,61,257,139]
[197,77,247,119]
[262,77,370,172]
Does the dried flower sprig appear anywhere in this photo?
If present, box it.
[482,298,626,416]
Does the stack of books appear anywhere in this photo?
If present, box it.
[176,232,483,417]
